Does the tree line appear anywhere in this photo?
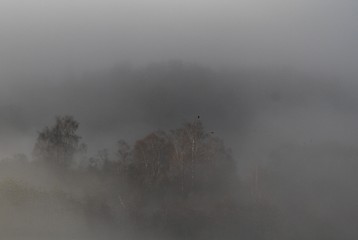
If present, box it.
[24,115,277,239]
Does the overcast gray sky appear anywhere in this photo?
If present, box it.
[1,0,358,78]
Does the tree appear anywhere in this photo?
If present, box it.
[33,115,81,169]
[131,131,172,189]
[117,140,130,165]
[125,119,240,239]
[169,119,236,194]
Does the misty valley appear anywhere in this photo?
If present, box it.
[1,0,358,238]
[0,63,357,240]
[0,115,267,240]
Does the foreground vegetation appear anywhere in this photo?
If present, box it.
[0,115,277,240]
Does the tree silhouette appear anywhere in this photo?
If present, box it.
[33,115,81,169]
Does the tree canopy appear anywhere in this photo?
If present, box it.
[33,115,82,169]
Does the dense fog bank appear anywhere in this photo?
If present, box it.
[0,63,357,239]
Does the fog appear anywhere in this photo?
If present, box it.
[1,0,358,75]
[0,0,358,239]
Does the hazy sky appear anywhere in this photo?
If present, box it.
[1,0,358,77]
[0,2,358,238]
[0,0,358,159]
